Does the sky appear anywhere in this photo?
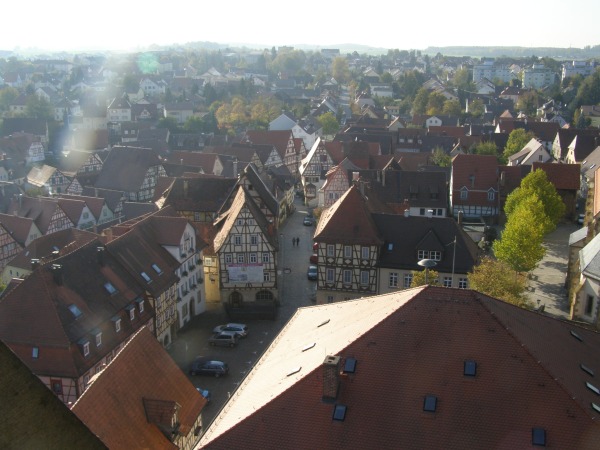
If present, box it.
[3,1,600,53]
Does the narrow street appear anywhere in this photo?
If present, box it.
[167,196,316,427]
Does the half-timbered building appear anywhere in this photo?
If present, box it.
[0,238,155,405]
[8,195,74,235]
[94,146,167,202]
[319,157,361,208]
[313,185,382,304]
[214,186,278,309]
[299,137,337,206]
[241,130,298,176]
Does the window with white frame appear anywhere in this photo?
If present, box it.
[263,272,271,282]
[430,251,441,261]
[225,254,233,264]
[129,308,135,321]
[250,235,258,245]
[361,246,369,259]
[237,254,244,263]
[95,332,102,347]
[487,189,495,201]
[234,235,242,245]
[327,245,335,257]
[360,271,369,286]
[460,187,468,200]
[458,278,468,289]
[249,253,257,263]
[83,341,90,357]
[443,276,452,287]
[115,319,121,332]
[389,272,399,288]
[418,250,427,260]
[138,299,144,313]
[262,253,270,263]
[236,219,244,226]
[343,269,352,285]
[326,268,335,283]
[344,246,352,258]
[404,273,413,288]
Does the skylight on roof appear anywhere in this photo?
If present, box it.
[581,364,595,377]
[152,264,162,274]
[343,357,357,374]
[333,404,347,421]
[318,319,330,328]
[104,282,117,294]
[570,330,583,342]
[586,382,600,395]
[141,271,151,283]
[286,366,301,377]
[388,243,393,251]
[593,403,600,414]
[68,304,82,318]
[423,395,437,412]
[464,360,477,377]
[532,428,546,446]
[302,343,316,352]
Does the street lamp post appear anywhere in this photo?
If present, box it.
[418,258,438,285]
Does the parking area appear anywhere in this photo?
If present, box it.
[167,197,316,427]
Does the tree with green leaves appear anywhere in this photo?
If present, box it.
[432,147,452,167]
[0,87,19,112]
[516,90,540,115]
[157,116,180,134]
[443,99,462,116]
[502,128,536,160]
[471,141,498,157]
[493,201,546,273]
[25,95,53,120]
[410,268,440,287]
[504,168,565,232]
[412,88,430,115]
[468,98,484,118]
[317,112,340,136]
[426,92,446,115]
[468,257,530,308]
[332,57,350,83]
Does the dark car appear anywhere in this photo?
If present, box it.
[303,216,313,226]
[189,358,229,377]
[310,253,318,264]
[208,331,238,347]
[307,265,318,280]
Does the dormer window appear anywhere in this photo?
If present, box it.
[32,347,39,359]
[79,339,90,357]
[95,331,102,347]
[137,298,145,314]
[112,316,122,332]
[487,189,496,201]
[126,305,135,321]
[460,187,468,200]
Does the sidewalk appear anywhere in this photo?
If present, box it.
[526,223,578,319]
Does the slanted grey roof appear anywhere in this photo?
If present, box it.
[580,232,600,280]
[569,226,588,246]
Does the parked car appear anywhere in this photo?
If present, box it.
[208,331,238,347]
[303,216,313,226]
[196,387,211,402]
[212,323,248,338]
[307,265,318,280]
[310,253,318,264]
[189,358,229,377]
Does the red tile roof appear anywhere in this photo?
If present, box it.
[72,327,205,450]
[314,184,383,246]
[241,130,293,159]
[199,287,600,449]
[532,162,581,190]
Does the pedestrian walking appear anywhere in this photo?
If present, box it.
[292,237,296,247]
[296,237,300,247]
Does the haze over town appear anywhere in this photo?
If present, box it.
[4,0,600,52]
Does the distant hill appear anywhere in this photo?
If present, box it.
[423,45,600,59]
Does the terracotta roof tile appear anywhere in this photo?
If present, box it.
[199,287,600,449]
[72,327,205,450]
[532,162,581,190]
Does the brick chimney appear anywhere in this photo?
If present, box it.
[322,355,341,401]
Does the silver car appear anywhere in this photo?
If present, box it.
[212,323,248,338]
[208,331,238,347]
